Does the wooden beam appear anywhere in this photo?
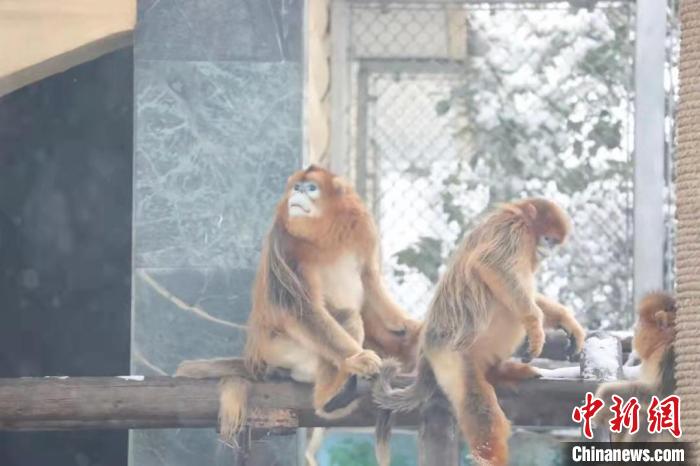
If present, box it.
[516,329,631,362]
[0,375,597,431]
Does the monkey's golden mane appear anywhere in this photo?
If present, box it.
[426,198,568,349]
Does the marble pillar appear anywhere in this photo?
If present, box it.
[130,1,303,465]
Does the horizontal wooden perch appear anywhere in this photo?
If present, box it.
[0,375,597,431]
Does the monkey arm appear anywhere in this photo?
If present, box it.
[361,259,420,333]
[287,303,365,366]
[472,261,541,320]
[287,268,373,368]
[361,257,421,365]
[472,261,545,357]
[536,293,586,354]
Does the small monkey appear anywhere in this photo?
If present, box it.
[374,198,585,466]
[593,292,677,442]
[177,166,421,439]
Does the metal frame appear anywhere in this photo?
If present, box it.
[330,0,669,316]
[354,57,466,218]
[330,0,352,175]
[346,0,633,4]
[357,58,465,73]
[633,0,667,307]
[355,66,370,199]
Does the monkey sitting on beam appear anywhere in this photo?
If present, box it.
[176,165,421,440]
[593,291,677,442]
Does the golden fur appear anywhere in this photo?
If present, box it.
[375,198,585,466]
[594,292,677,442]
[177,166,420,441]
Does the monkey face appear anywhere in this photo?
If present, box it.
[283,165,332,222]
[633,292,676,359]
[288,180,322,218]
[280,165,355,241]
[518,198,571,254]
[536,235,560,261]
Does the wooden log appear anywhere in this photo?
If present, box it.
[515,329,631,362]
[418,394,460,466]
[0,375,598,431]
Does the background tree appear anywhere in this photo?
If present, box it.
[393,5,636,328]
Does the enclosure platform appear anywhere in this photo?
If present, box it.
[0,374,596,431]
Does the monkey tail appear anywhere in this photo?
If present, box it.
[174,361,251,443]
[375,408,393,466]
[219,376,250,443]
[372,357,436,412]
[372,358,435,466]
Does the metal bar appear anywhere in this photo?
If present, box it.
[633,0,667,308]
[358,58,464,74]
[356,65,370,198]
[346,0,634,5]
[330,0,352,175]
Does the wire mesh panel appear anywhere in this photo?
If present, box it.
[364,71,471,314]
[338,0,637,328]
[663,0,680,292]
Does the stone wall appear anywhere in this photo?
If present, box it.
[130,1,304,465]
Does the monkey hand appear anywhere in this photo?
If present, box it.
[343,349,382,378]
[561,322,586,362]
[522,318,545,362]
[546,302,586,361]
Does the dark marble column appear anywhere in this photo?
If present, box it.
[130,1,303,465]
[0,47,133,466]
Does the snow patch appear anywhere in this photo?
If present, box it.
[609,330,633,341]
[536,366,581,379]
[117,375,145,381]
[582,335,620,381]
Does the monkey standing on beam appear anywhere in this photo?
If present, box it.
[593,292,677,442]
[176,165,421,439]
[374,198,586,466]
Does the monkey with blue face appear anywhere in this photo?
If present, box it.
[176,165,421,439]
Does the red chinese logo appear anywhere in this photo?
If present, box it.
[648,394,682,438]
[572,393,682,439]
[572,392,604,439]
[609,395,640,434]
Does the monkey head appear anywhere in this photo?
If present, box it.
[278,165,356,241]
[288,176,323,218]
[634,292,676,360]
[516,198,571,261]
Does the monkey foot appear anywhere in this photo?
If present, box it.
[321,375,362,413]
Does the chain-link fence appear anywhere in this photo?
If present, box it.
[336,0,641,329]
[663,0,680,293]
